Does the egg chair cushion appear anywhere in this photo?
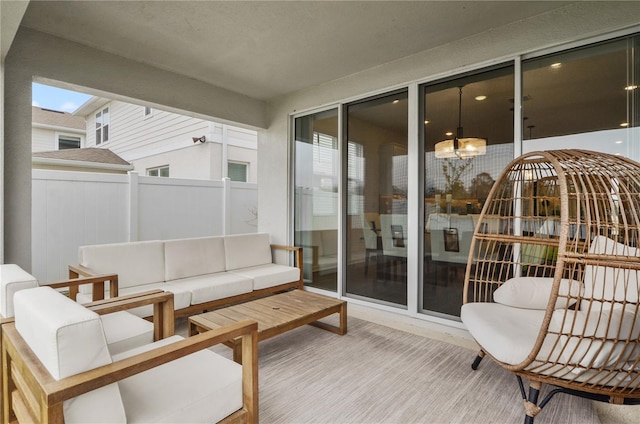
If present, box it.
[493,276,582,310]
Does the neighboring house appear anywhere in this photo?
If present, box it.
[74,97,258,182]
[31,106,85,152]
[32,148,133,174]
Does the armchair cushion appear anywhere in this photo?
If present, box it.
[14,287,126,423]
[117,341,243,423]
[493,276,582,310]
[0,264,38,317]
[100,311,154,356]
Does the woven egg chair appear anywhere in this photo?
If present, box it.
[461,149,640,423]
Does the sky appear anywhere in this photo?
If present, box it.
[32,83,92,113]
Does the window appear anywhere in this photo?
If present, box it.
[228,162,248,182]
[147,165,169,177]
[522,35,639,156]
[95,107,109,145]
[57,134,81,150]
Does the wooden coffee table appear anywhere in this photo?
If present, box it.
[188,289,347,362]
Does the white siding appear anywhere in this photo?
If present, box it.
[132,142,222,180]
[31,127,56,152]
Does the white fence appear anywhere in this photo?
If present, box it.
[32,170,258,282]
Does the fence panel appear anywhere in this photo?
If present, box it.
[31,171,257,282]
[137,176,225,240]
[32,170,129,283]
[228,180,258,234]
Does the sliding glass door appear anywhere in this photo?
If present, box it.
[345,91,408,307]
[421,66,514,318]
[294,109,339,292]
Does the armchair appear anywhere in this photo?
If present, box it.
[2,286,258,423]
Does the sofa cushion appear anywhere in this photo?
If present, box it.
[166,272,253,305]
[0,264,39,317]
[230,263,300,290]
[14,287,126,423]
[224,233,272,271]
[461,302,546,365]
[164,236,226,281]
[77,283,192,318]
[100,311,155,356]
[78,240,165,292]
[117,337,243,423]
[493,276,582,310]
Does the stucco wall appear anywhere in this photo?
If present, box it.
[261,2,640,250]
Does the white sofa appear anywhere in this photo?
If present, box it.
[3,286,257,423]
[70,232,303,318]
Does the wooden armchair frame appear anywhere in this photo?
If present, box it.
[1,291,258,424]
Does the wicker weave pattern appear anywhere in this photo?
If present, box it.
[463,149,640,400]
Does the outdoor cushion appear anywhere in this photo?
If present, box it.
[14,287,127,423]
[164,236,226,281]
[231,263,301,290]
[224,232,272,270]
[78,240,165,291]
[461,302,546,365]
[116,338,243,423]
[550,307,640,373]
[77,282,192,318]
[100,311,155,356]
[493,276,582,310]
[583,235,640,310]
[0,264,38,317]
[166,272,252,305]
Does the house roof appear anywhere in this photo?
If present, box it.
[32,106,85,130]
[19,1,576,102]
[32,148,133,169]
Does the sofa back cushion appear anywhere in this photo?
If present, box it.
[224,233,272,271]
[164,236,226,281]
[582,235,640,310]
[79,240,165,291]
[0,264,39,317]
[14,287,126,423]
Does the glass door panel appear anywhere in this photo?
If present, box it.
[522,36,639,158]
[422,66,514,317]
[345,91,408,307]
[294,109,339,292]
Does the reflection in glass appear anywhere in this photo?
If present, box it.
[522,36,639,155]
[346,91,408,307]
[294,109,339,292]
[422,66,514,318]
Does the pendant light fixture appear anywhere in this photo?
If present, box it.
[434,86,487,159]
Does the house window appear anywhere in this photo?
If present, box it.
[228,162,248,182]
[148,165,169,177]
[95,107,110,145]
[57,134,81,150]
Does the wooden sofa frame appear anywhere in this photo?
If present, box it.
[68,243,304,319]
[1,277,258,424]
